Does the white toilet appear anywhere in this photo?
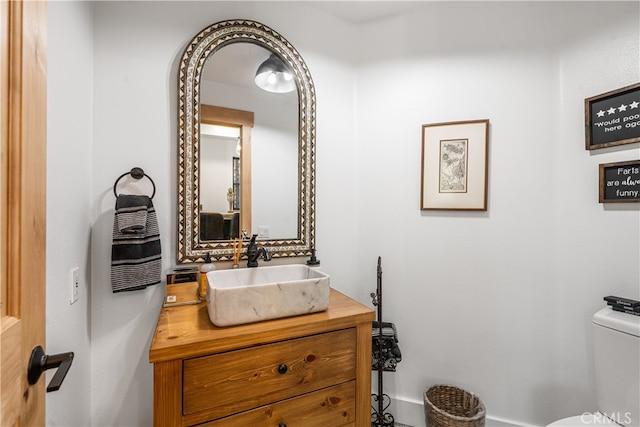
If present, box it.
[548,307,640,426]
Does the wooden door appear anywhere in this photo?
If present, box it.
[1,0,47,425]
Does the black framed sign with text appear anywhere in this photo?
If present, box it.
[586,83,640,150]
[599,160,640,203]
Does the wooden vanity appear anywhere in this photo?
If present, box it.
[149,282,375,426]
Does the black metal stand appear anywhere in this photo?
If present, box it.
[370,256,395,427]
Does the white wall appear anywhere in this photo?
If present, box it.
[45,2,639,426]
[46,2,94,426]
[200,134,237,213]
[87,2,355,426]
[352,3,640,426]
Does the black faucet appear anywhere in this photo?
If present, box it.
[246,234,271,268]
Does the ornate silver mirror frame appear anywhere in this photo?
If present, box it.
[177,20,316,263]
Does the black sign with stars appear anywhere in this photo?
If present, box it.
[585,83,640,150]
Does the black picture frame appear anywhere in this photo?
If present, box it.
[585,83,640,150]
[599,160,640,203]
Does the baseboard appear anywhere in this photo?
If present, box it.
[387,396,536,427]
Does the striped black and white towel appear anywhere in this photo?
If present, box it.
[111,195,161,293]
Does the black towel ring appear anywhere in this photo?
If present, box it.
[113,167,156,199]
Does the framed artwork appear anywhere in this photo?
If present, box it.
[599,160,640,203]
[585,83,640,150]
[421,119,489,210]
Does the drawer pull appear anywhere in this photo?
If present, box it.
[278,423,287,427]
[278,363,288,374]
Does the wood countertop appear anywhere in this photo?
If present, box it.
[149,282,375,363]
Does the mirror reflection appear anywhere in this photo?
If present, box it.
[177,20,316,263]
[199,42,299,242]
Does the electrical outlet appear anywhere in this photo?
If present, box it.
[257,226,270,238]
[70,267,80,305]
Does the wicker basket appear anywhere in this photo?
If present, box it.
[424,385,486,427]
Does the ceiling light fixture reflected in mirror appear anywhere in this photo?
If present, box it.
[254,54,295,93]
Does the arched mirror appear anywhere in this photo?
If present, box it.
[178,20,316,263]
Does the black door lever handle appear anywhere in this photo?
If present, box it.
[27,345,74,392]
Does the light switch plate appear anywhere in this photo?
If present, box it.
[257,226,270,238]
[70,267,80,304]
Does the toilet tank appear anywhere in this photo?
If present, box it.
[592,307,640,427]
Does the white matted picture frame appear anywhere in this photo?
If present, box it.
[421,119,489,211]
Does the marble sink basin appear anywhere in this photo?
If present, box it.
[206,265,330,327]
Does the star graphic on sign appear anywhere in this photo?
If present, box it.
[630,101,639,109]
[597,110,606,117]
[607,107,617,115]
[618,104,628,112]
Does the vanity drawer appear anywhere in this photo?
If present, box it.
[182,328,357,417]
[200,381,356,427]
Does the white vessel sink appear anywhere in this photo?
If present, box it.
[206,264,330,327]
